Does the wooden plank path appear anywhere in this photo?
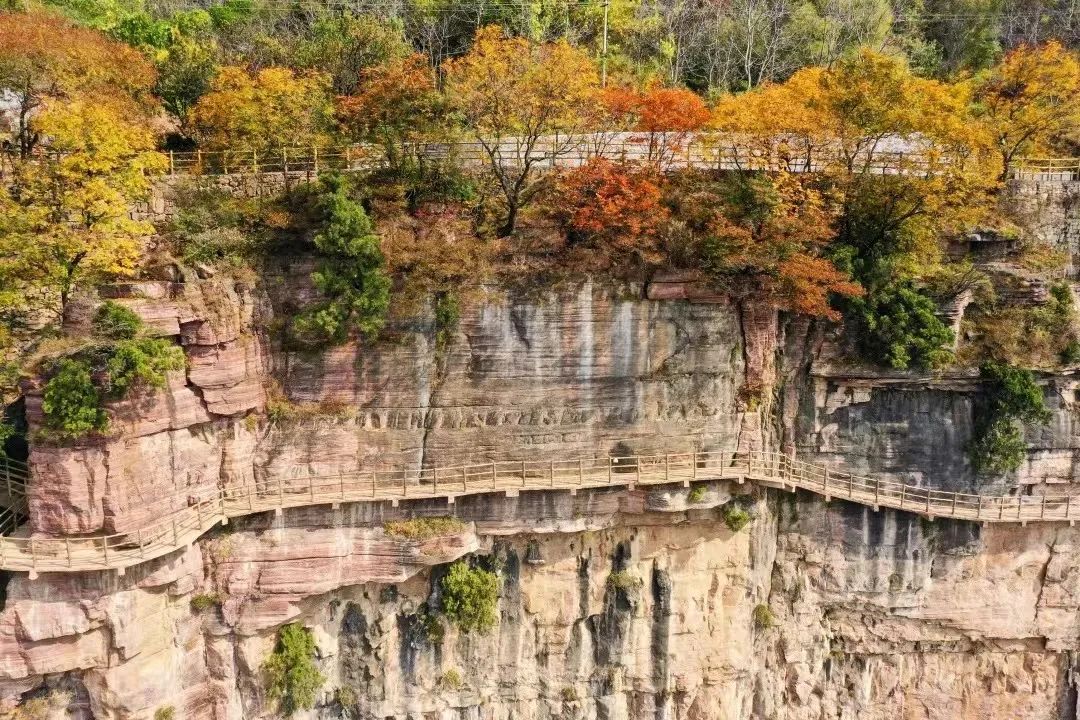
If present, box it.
[1,449,1079,575]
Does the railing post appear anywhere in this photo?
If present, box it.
[977,495,982,520]
[950,493,958,516]
[308,474,314,502]
[1041,495,1046,519]
[65,537,71,568]
[278,476,284,507]
[30,537,36,572]
[550,461,555,487]
[371,471,376,498]
[664,454,670,483]
[491,461,497,490]
[898,483,905,509]
[823,467,829,496]
[1067,495,1072,520]
[847,472,853,497]
[579,458,584,485]
[340,471,345,499]
[521,460,527,488]
[313,146,319,174]
[138,528,146,558]
[433,467,438,495]
[925,487,931,515]
[172,517,179,547]
[196,500,203,529]
[101,537,107,568]
[692,450,697,480]
[402,470,407,497]
[169,150,175,176]
[636,456,641,485]
[608,456,613,484]
[874,476,880,506]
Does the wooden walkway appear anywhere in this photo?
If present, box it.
[2,450,1080,575]
[3,134,1073,180]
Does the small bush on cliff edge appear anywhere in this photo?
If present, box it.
[263,623,326,717]
[440,559,499,633]
[721,502,752,532]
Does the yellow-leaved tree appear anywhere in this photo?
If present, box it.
[188,66,333,169]
[2,96,165,323]
[444,25,599,236]
[973,42,1080,177]
[707,50,999,370]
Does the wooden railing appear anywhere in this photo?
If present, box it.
[4,135,1064,180]
[2,448,1080,575]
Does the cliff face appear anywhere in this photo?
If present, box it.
[6,183,1080,719]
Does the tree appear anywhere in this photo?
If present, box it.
[1,96,165,322]
[444,25,598,236]
[973,42,1080,175]
[290,174,391,347]
[679,172,862,320]
[0,8,157,156]
[553,158,668,268]
[633,85,711,167]
[188,66,333,161]
[336,53,441,171]
[292,13,412,95]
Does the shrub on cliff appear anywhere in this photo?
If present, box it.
[40,310,185,439]
[263,623,326,717]
[440,559,499,633]
[969,361,1051,473]
[721,502,753,532]
[41,359,108,438]
[92,302,142,340]
[848,280,954,370]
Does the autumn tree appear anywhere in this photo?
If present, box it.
[553,158,669,269]
[336,53,441,172]
[444,25,598,236]
[711,50,997,367]
[973,42,1080,176]
[673,171,862,320]
[188,66,333,164]
[0,8,157,156]
[0,96,165,324]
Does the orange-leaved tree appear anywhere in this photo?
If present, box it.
[188,66,333,168]
[444,25,598,236]
[973,42,1080,177]
[336,53,442,172]
[677,172,862,320]
[594,84,710,168]
[0,8,158,157]
[553,158,669,269]
[633,86,711,168]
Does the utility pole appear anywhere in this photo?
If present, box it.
[601,0,610,87]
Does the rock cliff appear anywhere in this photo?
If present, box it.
[5,183,1080,720]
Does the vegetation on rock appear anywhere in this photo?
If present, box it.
[263,623,326,717]
[969,362,1052,474]
[289,174,391,347]
[383,516,466,540]
[440,559,499,633]
[721,503,753,532]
